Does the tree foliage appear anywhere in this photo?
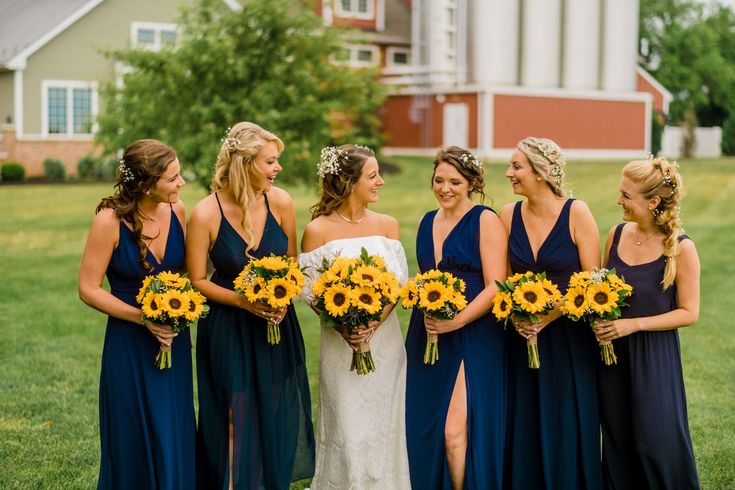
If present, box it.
[639,0,735,127]
[96,0,387,186]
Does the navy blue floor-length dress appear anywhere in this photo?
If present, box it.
[504,199,601,490]
[98,208,196,489]
[599,224,699,490]
[196,193,315,489]
[405,205,507,490]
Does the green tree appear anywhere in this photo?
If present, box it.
[96,0,386,186]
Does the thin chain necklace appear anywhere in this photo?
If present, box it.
[336,209,366,224]
[635,225,658,246]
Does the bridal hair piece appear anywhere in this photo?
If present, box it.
[221,126,242,152]
[317,146,348,177]
[118,159,136,182]
[459,151,482,170]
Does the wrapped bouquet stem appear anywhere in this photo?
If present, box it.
[526,334,540,369]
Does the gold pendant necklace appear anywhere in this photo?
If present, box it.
[635,226,657,246]
[336,209,366,224]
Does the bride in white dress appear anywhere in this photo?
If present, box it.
[299,144,411,489]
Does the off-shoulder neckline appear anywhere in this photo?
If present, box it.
[300,235,402,256]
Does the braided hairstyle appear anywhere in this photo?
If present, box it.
[622,157,684,289]
[97,139,177,270]
[310,144,375,219]
[211,121,284,257]
[516,137,568,197]
[432,146,486,202]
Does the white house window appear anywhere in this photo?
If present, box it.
[334,44,380,67]
[42,80,98,137]
[131,22,178,51]
[386,47,411,67]
[336,0,374,20]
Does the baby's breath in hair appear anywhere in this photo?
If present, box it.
[317,146,347,177]
[459,151,482,170]
[536,140,566,188]
[118,159,136,182]
[221,126,241,151]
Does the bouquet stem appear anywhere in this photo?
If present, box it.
[350,341,375,375]
[527,335,540,369]
[424,332,439,365]
[266,320,281,345]
[154,343,172,369]
[599,340,618,365]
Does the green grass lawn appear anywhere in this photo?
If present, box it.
[1,156,733,488]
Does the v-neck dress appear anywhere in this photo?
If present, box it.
[98,208,196,489]
[405,204,507,490]
[504,199,601,490]
[195,193,315,489]
[598,224,699,489]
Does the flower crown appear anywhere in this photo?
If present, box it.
[317,146,347,177]
[649,155,679,191]
[459,151,482,170]
[536,141,566,186]
[221,127,241,152]
[118,159,136,183]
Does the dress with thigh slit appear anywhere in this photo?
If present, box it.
[405,204,507,490]
[195,193,315,489]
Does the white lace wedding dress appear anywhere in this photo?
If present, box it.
[298,235,412,490]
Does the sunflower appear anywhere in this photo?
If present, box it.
[324,283,351,317]
[287,267,306,289]
[330,257,359,278]
[256,255,290,272]
[586,282,617,315]
[266,277,298,308]
[184,291,207,321]
[158,271,187,289]
[351,286,382,314]
[419,282,450,311]
[400,281,419,308]
[141,291,164,319]
[568,271,592,288]
[451,291,468,310]
[541,279,562,304]
[351,265,383,287]
[607,274,632,293]
[378,272,400,303]
[492,291,513,320]
[453,277,466,293]
[369,255,386,268]
[160,289,191,318]
[136,275,155,304]
[420,269,443,281]
[561,286,589,318]
[512,281,548,313]
[311,276,327,298]
[244,277,268,303]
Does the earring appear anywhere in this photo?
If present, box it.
[145,191,150,195]
[536,177,542,181]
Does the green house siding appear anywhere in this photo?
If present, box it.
[0,72,14,124]
[22,0,194,135]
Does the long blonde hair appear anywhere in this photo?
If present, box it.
[211,122,284,256]
[622,157,684,289]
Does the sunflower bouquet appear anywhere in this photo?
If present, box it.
[561,268,633,365]
[492,271,562,369]
[311,247,400,375]
[400,270,467,365]
[233,255,305,345]
[137,271,209,369]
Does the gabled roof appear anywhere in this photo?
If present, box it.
[0,0,103,69]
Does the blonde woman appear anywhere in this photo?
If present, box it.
[186,122,314,489]
[595,157,700,489]
[499,137,601,490]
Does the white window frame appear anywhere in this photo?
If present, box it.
[336,44,380,68]
[386,46,411,68]
[335,0,375,20]
[41,80,98,138]
[130,21,178,51]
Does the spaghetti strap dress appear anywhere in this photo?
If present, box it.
[195,193,315,490]
[504,199,601,490]
[98,208,195,489]
[599,224,699,489]
[405,204,507,490]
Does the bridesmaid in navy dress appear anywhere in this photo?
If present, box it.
[187,122,314,489]
[79,139,194,489]
[405,146,508,489]
[499,137,601,490]
[594,157,700,489]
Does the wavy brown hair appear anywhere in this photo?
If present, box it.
[432,146,486,202]
[96,139,177,270]
[622,157,685,290]
[211,121,284,257]
[310,144,375,219]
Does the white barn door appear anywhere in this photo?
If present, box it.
[443,103,469,148]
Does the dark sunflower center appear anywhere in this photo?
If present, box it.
[253,284,262,294]
[359,294,373,304]
[594,292,608,304]
[427,290,441,302]
[169,298,182,309]
[523,291,538,303]
[189,302,197,312]
[501,300,509,310]
[574,295,585,307]
[362,274,374,282]
[274,285,287,298]
[151,299,159,310]
[333,293,346,306]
